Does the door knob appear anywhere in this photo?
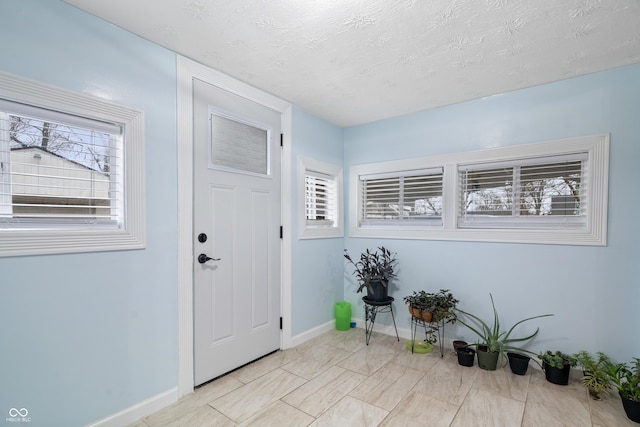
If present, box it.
[198,253,220,264]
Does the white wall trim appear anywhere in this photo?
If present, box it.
[84,387,178,427]
[176,56,292,397]
[289,320,335,348]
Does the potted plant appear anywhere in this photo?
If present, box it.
[575,350,613,400]
[506,352,532,376]
[606,358,640,423]
[456,345,476,367]
[456,294,553,371]
[403,289,459,324]
[344,246,396,302]
[539,351,577,385]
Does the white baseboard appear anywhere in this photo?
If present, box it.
[287,320,335,348]
[85,387,178,427]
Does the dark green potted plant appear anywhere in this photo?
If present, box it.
[344,246,396,302]
[539,351,577,385]
[456,294,553,371]
[606,358,640,423]
[403,289,459,324]
[575,350,613,400]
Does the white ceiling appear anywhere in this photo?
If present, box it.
[64,0,640,127]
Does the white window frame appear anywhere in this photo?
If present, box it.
[298,156,343,239]
[349,134,609,246]
[0,71,145,256]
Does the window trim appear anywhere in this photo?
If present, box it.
[0,71,145,256]
[349,134,609,246]
[298,156,343,239]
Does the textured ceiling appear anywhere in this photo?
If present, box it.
[64,0,640,127]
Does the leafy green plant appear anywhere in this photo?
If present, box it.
[575,350,613,400]
[456,293,553,367]
[344,246,396,293]
[538,350,577,369]
[607,358,640,402]
[403,289,459,323]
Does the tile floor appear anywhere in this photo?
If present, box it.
[130,329,636,426]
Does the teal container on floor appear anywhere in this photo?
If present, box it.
[335,301,351,331]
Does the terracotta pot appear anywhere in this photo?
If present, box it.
[408,305,432,322]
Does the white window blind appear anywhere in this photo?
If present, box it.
[458,153,587,229]
[0,100,123,228]
[305,170,337,226]
[360,167,443,227]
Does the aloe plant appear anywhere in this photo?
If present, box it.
[456,293,553,367]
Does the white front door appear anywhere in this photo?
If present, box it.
[193,78,281,386]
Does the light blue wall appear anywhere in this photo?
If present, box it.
[0,1,178,426]
[290,107,345,336]
[344,64,640,362]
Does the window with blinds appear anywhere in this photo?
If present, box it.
[360,168,443,227]
[305,170,336,226]
[0,71,144,257]
[0,102,122,227]
[458,154,586,229]
[298,156,343,239]
[349,134,607,245]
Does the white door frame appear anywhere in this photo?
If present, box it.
[176,56,293,397]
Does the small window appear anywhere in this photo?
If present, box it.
[458,154,586,229]
[298,156,342,239]
[0,71,145,256]
[360,168,443,227]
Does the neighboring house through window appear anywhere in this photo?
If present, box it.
[0,72,145,256]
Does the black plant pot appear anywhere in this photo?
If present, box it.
[456,347,475,367]
[507,352,531,375]
[543,360,571,385]
[620,393,640,423]
[453,340,468,351]
[366,280,388,302]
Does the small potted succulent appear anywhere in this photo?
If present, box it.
[344,246,396,302]
[539,351,577,385]
[606,357,640,423]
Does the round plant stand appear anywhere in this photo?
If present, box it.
[410,315,445,357]
[362,296,399,345]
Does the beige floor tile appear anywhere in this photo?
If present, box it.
[144,375,243,426]
[391,343,443,372]
[412,352,479,406]
[161,405,235,427]
[473,364,531,402]
[309,396,389,427]
[349,362,425,411]
[338,339,399,376]
[313,328,368,353]
[380,390,459,427]
[522,372,591,427]
[282,365,367,417]
[210,368,307,423]
[451,387,524,427]
[281,343,353,380]
[589,392,638,427]
[126,420,149,427]
[237,400,315,427]
[229,349,304,384]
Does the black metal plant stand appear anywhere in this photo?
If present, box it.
[362,296,399,345]
[410,315,445,357]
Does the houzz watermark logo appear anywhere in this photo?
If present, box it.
[6,408,31,423]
